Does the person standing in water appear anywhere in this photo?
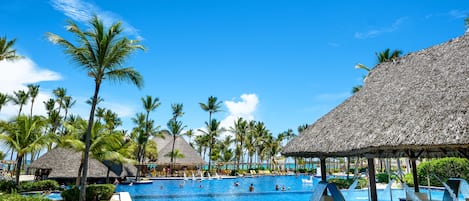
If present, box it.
[249,183,254,192]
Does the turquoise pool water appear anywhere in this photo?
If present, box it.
[115,175,464,201]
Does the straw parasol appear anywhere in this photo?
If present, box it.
[153,133,206,168]
[282,33,469,201]
[30,147,136,179]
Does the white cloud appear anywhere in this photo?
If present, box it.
[219,93,259,131]
[51,0,143,40]
[354,17,407,39]
[0,58,61,119]
[448,9,468,19]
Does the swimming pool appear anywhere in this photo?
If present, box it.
[115,175,464,201]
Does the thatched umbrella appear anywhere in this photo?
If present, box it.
[30,147,136,180]
[154,133,206,169]
[282,33,469,201]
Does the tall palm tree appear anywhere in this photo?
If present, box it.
[0,115,48,186]
[0,36,23,61]
[53,87,67,117]
[199,96,223,123]
[230,117,247,170]
[48,15,144,201]
[167,103,186,172]
[136,95,160,180]
[198,119,224,173]
[27,84,40,118]
[0,93,9,112]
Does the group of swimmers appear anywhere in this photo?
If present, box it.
[233,181,289,192]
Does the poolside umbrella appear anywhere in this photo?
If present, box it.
[30,147,122,179]
[154,133,206,169]
[282,33,469,201]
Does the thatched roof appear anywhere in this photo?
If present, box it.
[30,147,136,178]
[152,133,206,166]
[283,33,469,158]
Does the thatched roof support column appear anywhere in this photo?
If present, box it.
[367,157,378,201]
[410,158,419,192]
[404,150,421,192]
[320,157,327,182]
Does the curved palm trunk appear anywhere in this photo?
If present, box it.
[79,83,100,201]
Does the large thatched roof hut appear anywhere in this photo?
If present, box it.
[282,33,469,201]
[283,33,468,158]
[30,147,136,183]
[152,132,205,170]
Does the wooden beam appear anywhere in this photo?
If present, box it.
[368,158,378,201]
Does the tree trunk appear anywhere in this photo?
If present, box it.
[15,154,23,187]
[79,83,100,201]
[346,156,351,179]
[106,167,110,184]
[76,155,84,186]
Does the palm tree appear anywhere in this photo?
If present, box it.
[10,90,29,116]
[0,93,9,112]
[62,96,76,122]
[185,129,194,147]
[353,49,402,93]
[53,87,67,117]
[27,84,40,118]
[48,15,144,201]
[198,119,224,173]
[95,107,106,123]
[60,119,130,185]
[135,95,160,180]
[0,36,23,61]
[167,104,186,172]
[199,96,223,123]
[103,109,122,134]
[230,117,247,170]
[0,115,48,186]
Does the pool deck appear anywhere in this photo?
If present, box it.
[111,192,132,201]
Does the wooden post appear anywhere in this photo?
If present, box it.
[411,158,419,192]
[367,158,378,201]
[320,157,327,182]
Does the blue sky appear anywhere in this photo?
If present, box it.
[1,0,468,142]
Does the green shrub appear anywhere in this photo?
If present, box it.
[376,173,390,183]
[61,187,79,201]
[20,180,59,192]
[0,180,17,193]
[0,193,51,201]
[417,157,469,187]
[86,184,115,201]
[62,184,115,201]
[403,173,414,186]
[328,178,367,189]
